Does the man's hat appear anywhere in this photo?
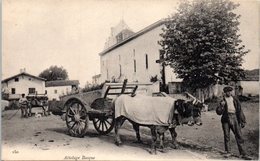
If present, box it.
[223,86,233,93]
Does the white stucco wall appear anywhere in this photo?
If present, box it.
[3,75,45,96]
[46,86,73,100]
[100,24,179,84]
[240,81,259,96]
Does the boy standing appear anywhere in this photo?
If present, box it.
[216,86,249,159]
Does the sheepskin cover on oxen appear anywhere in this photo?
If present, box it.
[114,94,176,125]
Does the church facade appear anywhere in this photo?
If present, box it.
[98,19,182,92]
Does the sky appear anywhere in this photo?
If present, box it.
[2,0,259,87]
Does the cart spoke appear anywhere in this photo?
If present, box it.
[101,121,104,131]
[79,107,85,115]
[69,107,76,115]
[80,121,85,127]
[94,119,99,124]
[76,104,80,114]
[105,119,112,125]
[78,128,81,135]
[79,110,86,117]
[77,123,82,134]
[79,119,86,122]
[73,104,78,114]
[70,122,77,129]
[68,120,74,124]
[98,120,102,129]
[67,113,73,117]
[78,105,82,114]
[68,110,74,116]
[74,123,78,134]
[80,116,86,120]
[103,121,108,130]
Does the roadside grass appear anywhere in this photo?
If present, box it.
[242,102,259,158]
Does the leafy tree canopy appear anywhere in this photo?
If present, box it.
[39,65,68,81]
[159,0,249,90]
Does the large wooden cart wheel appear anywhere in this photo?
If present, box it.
[65,99,89,137]
[91,98,115,135]
[93,116,115,135]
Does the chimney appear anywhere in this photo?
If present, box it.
[20,68,26,73]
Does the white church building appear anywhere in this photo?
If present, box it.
[98,19,181,92]
[96,19,259,100]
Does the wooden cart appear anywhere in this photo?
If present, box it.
[63,79,138,137]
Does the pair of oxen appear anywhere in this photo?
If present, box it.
[20,97,49,118]
[112,93,205,154]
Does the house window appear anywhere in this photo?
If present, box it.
[134,59,136,73]
[106,68,109,80]
[133,49,135,57]
[145,54,148,69]
[54,89,57,94]
[15,78,19,82]
[119,65,122,76]
[11,88,15,94]
[45,90,47,94]
[28,88,36,94]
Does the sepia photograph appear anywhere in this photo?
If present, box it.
[1,0,259,160]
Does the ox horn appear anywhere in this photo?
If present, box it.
[184,92,202,104]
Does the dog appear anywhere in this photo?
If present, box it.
[35,112,42,118]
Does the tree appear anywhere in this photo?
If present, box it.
[39,66,69,81]
[159,0,249,91]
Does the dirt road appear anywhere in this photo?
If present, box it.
[1,106,254,160]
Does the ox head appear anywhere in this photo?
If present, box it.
[175,93,205,126]
[190,100,204,126]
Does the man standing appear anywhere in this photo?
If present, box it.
[216,86,249,159]
[19,93,28,118]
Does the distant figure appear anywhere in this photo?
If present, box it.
[237,85,243,96]
[71,86,79,94]
[19,94,29,118]
[216,87,250,159]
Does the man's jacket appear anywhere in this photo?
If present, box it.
[216,96,246,124]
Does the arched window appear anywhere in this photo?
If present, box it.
[145,54,148,69]
[134,59,136,73]
[119,65,122,76]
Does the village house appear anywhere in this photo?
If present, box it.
[238,69,259,96]
[1,70,46,100]
[98,19,181,93]
[45,80,79,101]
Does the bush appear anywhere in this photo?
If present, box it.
[5,100,19,110]
[150,75,159,83]
[204,96,220,103]
[238,95,251,102]
[82,83,105,93]
[204,96,221,111]
[249,95,259,102]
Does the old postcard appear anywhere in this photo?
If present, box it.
[2,0,259,160]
